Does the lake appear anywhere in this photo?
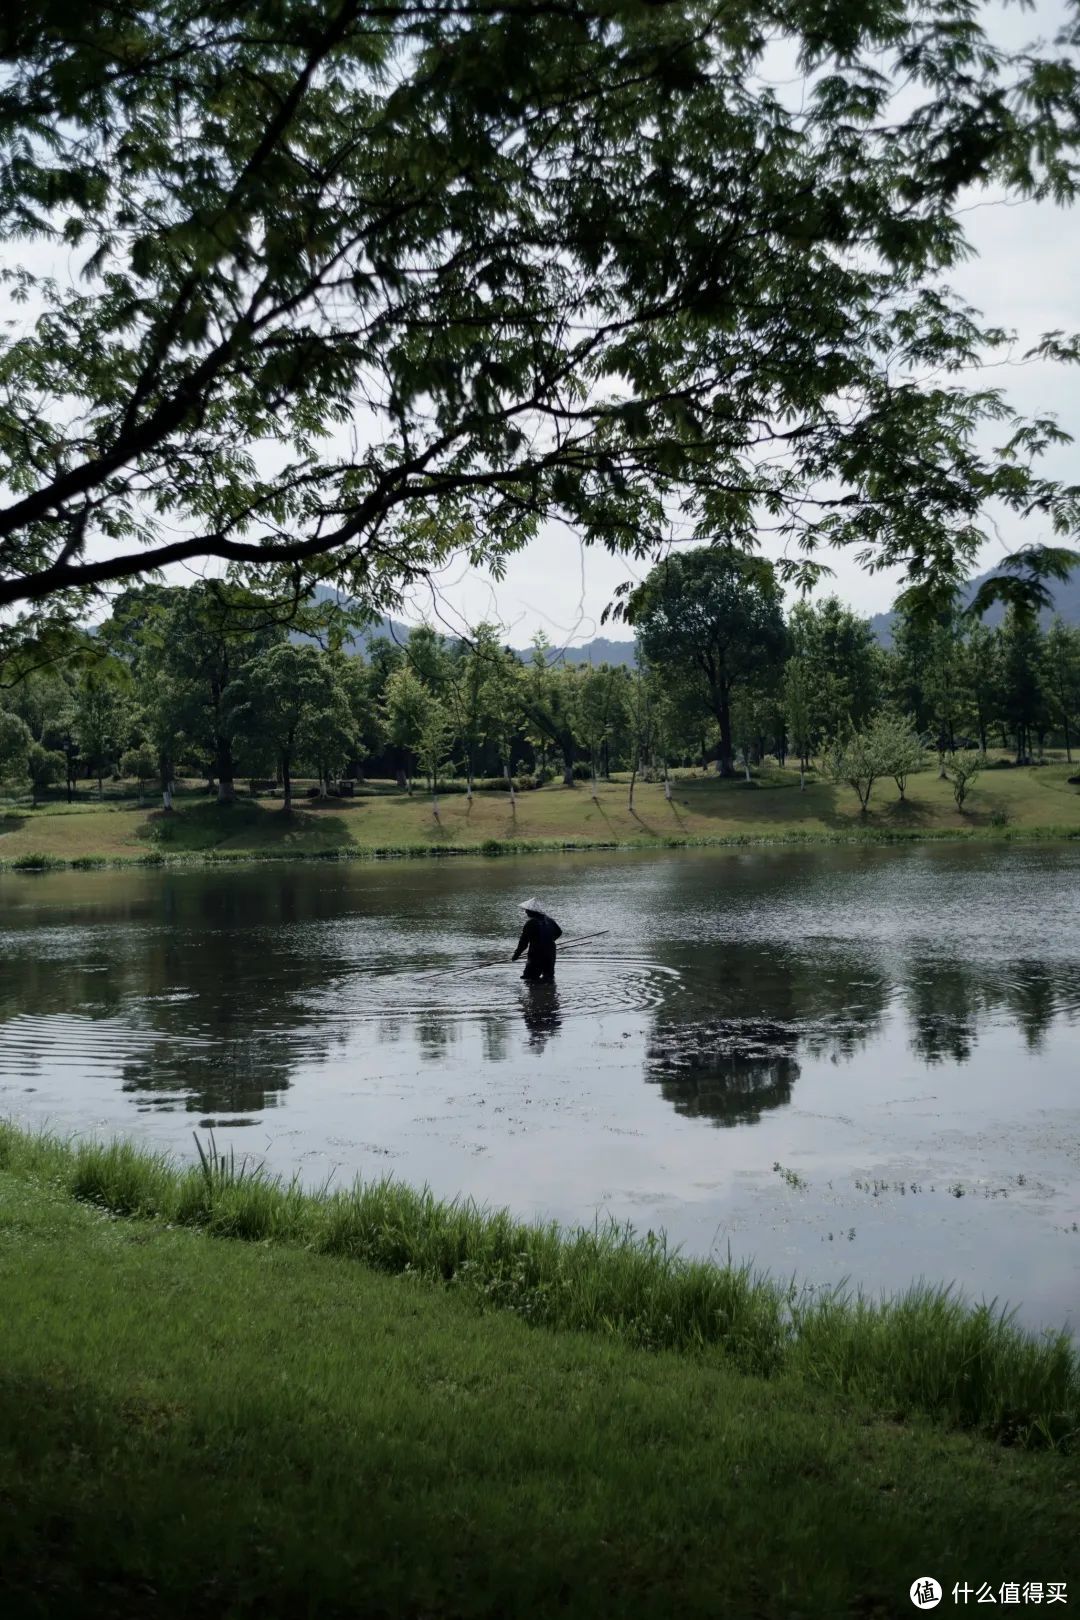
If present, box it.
[1,843,1078,1330]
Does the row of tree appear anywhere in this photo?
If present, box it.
[627,549,1080,780]
[2,552,1080,809]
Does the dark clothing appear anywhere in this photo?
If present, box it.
[512,912,562,981]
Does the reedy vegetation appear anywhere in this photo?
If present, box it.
[0,1122,1075,1451]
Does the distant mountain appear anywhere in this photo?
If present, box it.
[869,565,1080,646]
[298,590,637,666]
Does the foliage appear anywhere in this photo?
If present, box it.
[629,551,786,775]
[416,701,453,796]
[72,663,130,794]
[5,538,1080,797]
[521,643,583,786]
[946,749,986,810]
[0,706,31,783]
[997,608,1047,763]
[825,727,885,814]
[380,664,434,787]
[227,642,354,809]
[4,0,1080,656]
[1042,618,1080,761]
[786,599,882,750]
[25,740,65,804]
[872,713,926,799]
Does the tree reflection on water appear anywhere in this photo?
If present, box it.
[644,1019,799,1126]
[1,863,1079,1131]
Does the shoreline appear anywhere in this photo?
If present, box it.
[0,1121,1075,1450]
[3,1143,1076,1620]
[4,819,1080,874]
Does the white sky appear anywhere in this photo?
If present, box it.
[4,2,1078,648]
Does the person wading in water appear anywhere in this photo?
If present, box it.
[512,898,562,982]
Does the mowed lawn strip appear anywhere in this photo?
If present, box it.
[2,761,1080,866]
[0,1168,1076,1620]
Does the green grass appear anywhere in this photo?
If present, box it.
[2,759,1080,871]
[1,1124,1075,1453]
[0,1139,1076,1619]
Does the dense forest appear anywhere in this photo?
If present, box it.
[2,549,1080,811]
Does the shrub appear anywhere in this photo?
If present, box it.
[475,775,537,793]
[946,750,985,810]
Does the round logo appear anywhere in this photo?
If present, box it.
[909,1578,942,1610]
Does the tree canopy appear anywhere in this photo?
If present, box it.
[628,549,786,774]
[2,0,1080,660]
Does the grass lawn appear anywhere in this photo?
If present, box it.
[2,758,1079,868]
[0,1148,1076,1619]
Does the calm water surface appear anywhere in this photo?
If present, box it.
[1,844,1078,1329]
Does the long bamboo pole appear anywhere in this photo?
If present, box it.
[461,929,610,976]
[413,930,610,979]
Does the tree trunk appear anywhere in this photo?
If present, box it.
[799,765,806,792]
[628,760,637,811]
[215,736,236,802]
[281,752,292,813]
[97,774,103,801]
[716,695,735,777]
[1065,719,1072,764]
[561,737,575,786]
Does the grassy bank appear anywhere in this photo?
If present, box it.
[0,1132,1077,1620]
[2,758,1080,870]
[2,1124,1076,1450]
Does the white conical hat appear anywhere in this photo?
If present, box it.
[518,897,543,913]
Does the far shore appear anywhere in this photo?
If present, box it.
[2,758,1079,873]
